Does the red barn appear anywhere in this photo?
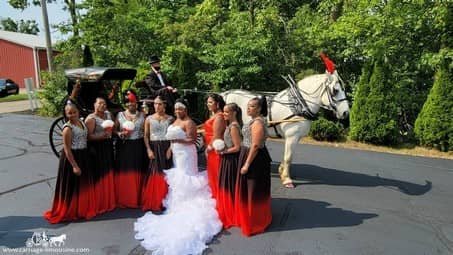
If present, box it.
[0,30,55,89]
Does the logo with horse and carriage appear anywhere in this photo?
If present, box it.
[25,231,67,248]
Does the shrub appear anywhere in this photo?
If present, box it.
[310,117,343,141]
[349,59,399,145]
[38,70,67,117]
[414,63,453,151]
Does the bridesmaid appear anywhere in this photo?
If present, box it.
[235,97,272,236]
[203,93,226,198]
[85,97,116,214]
[141,96,174,212]
[44,102,96,223]
[115,90,148,208]
[216,103,243,229]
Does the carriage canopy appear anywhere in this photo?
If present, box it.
[64,67,137,82]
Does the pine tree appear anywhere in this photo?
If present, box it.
[350,58,399,145]
[82,45,94,67]
[414,62,453,151]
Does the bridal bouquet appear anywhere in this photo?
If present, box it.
[212,139,225,152]
[101,120,114,134]
[165,128,186,141]
[122,121,135,135]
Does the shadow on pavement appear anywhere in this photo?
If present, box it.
[90,208,144,221]
[272,163,432,196]
[268,198,378,232]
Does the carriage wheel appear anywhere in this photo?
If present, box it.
[49,116,66,158]
[196,133,205,153]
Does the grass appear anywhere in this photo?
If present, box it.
[269,136,453,160]
[0,93,29,103]
[298,137,453,160]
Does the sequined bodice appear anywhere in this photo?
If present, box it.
[118,111,145,139]
[147,116,173,141]
[64,120,87,149]
[88,111,112,136]
[242,117,267,148]
[224,123,241,148]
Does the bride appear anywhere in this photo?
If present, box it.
[134,99,222,255]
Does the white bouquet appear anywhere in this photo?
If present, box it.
[101,120,114,134]
[122,121,135,134]
[212,139,225,151]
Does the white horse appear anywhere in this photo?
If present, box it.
[222,71,350,187]
[49,234,67,247]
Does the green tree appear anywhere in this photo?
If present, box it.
[8,0,79,36]
[0,18,39,34]
[349,58,399,145]
[414,60,453,151]
[82,45,94,67]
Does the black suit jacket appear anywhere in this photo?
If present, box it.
[144,71,171,91]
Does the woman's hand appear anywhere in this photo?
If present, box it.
[205,145,213,158]
[73,166,82,176]
[119,131,129,139]
[102,132,111,139]
[147,149,155,160]
[166,148,172,159]
[240,163,249,175]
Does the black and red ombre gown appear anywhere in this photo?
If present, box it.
[235,117,272,236]
[141,116,173,212]
[204,112,223,198]
[86,112,116,214]
[44,120,97,224]
[217,123,241,229]
[115,111,148,208]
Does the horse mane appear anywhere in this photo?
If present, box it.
[297,74,329,94]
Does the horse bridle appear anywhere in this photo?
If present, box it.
[323,75,348,112]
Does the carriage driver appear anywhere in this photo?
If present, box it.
[144,55,177,94]
[142,55,178,114]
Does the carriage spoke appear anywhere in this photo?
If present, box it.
[55,122,64,131]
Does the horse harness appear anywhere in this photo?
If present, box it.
[266,75,319,138]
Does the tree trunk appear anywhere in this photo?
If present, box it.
[65,0,78,37]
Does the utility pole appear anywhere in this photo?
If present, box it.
[41,0,53,72]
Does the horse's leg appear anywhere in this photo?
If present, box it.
[278,122,309,186]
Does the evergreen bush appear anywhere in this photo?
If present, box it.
[414,63,453,151]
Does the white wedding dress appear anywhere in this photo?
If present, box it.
[134,125,222,255]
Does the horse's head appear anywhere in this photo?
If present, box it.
[321,72,350,120]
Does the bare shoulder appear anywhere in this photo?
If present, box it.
[85,114,95,121]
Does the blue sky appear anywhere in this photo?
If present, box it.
[0,1,70,41]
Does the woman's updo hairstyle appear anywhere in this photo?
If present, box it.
[251,96,268,117]
[174,98,189,111]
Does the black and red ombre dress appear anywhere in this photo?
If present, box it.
[141,116,173,212]
[86,112,116,214]
[115,111,148,208]
[217,123,241,229]
[235,117,272,236]
[44,120,97,224]
[204,112,223,198]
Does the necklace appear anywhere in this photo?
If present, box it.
[126,110,138,123]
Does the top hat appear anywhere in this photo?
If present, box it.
[148,55,161,64]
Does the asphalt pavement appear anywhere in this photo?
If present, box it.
[0,113,452,255]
